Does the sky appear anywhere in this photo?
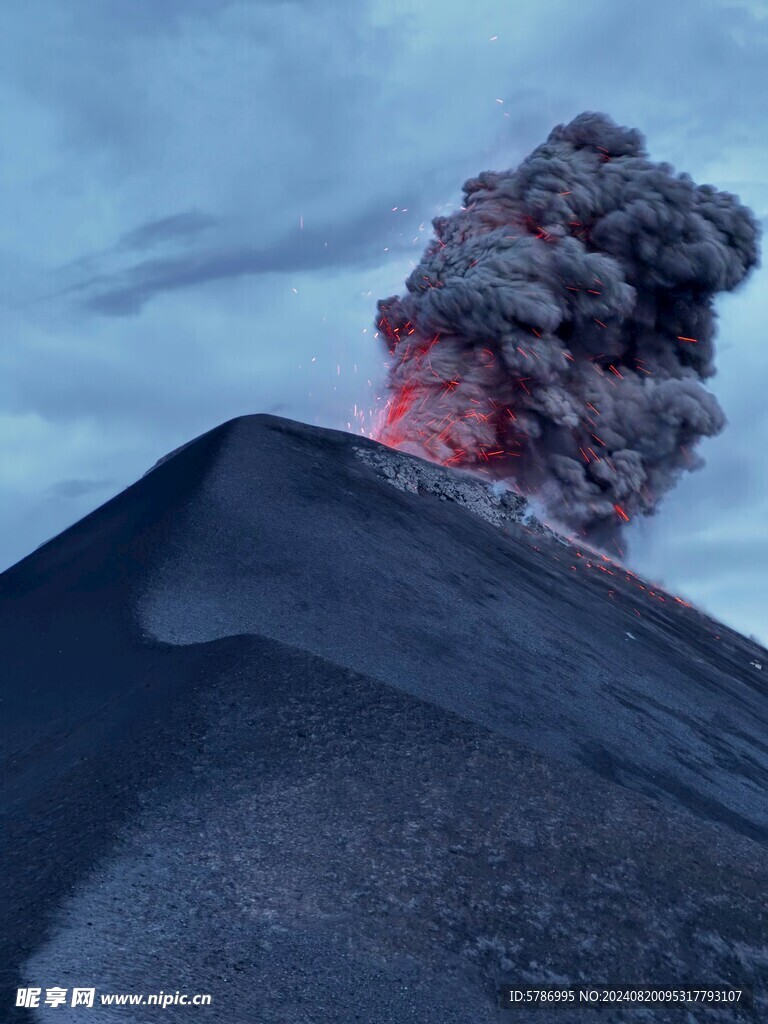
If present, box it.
[0,0,766,643]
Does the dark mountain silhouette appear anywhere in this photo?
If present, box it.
[2,414,766,1022]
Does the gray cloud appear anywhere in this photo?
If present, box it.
[118,211,218,252]
[59,201,425,315]
[46,478,114,499]
[375,112,760,546]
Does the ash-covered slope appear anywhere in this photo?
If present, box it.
[2,414,767,1023]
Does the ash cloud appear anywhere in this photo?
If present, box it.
[374,112,760,546]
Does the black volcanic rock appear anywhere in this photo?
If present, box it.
[2,414,767,1023]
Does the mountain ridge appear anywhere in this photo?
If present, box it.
[2,413,767,1022]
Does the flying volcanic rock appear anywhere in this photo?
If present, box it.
[375,112,760,544]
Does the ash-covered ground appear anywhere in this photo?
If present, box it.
[2,414,766,1023]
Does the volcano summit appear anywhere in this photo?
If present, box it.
[2,415,767,1022]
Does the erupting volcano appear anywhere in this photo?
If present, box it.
[374,112,760,545]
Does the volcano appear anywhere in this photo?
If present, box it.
[2,414,767,1022]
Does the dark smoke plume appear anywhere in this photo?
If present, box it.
[374,112,760,544]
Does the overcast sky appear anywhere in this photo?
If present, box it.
[1,0,766,642]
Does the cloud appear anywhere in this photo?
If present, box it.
[117,211,218,252]
[56,197,423,313]
[45,478,114,499]
[374,111,760,544]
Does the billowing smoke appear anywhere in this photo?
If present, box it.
[374,112,760,545]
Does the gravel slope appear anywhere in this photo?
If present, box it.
[1,414,766,1022]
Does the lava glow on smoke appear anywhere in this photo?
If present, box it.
[375,326,524,470]
[373,310,636,538]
